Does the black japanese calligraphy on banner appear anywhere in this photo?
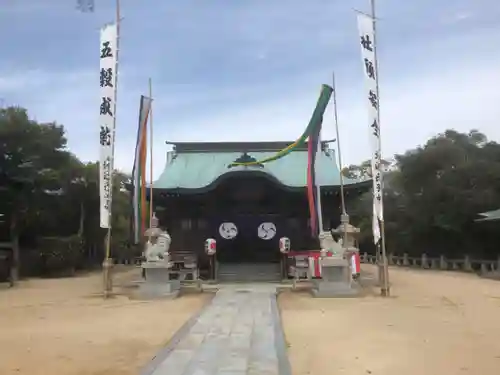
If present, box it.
[368,90,378,109]
[100,125,111,146]
[102,157,111,207]
[360,33,373,51]
[99,23,118,229]
[100,97,113,116]
[100,68,114,88]
[100,41,113,58]
[370,119,380,138]
[364,58,376,80]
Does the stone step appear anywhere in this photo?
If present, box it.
[217,263,281,282]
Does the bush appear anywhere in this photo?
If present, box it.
[38,235,84,277]
[111,238,142,261]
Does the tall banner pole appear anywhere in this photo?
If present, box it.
[316,138,324,233]
[332,72,358,280]
[356,0,390,296]
[370,0,390,297]
[99,0,121,298]
[331,73,348,246]
[148,78,154,231]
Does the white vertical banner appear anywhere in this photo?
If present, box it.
[357,13,383,244]
[99,23,118,228]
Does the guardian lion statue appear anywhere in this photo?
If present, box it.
[144,228,172,263]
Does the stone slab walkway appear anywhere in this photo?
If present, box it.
[141,284,291,375]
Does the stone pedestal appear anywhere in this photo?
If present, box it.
[312,257,359,298]
[102,258,114,298]
[136,262,180,299]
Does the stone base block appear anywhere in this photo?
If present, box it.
[134,280,181,300]
[311,280,360,298]
[143,263,172,283]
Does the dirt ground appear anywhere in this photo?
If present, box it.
[279,265,500,375]
[0,267,210,375]
[2,265,500,375]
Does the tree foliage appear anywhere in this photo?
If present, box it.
[0,107,134,281]
[349,129,500,260]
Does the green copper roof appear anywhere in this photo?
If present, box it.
[153,143,366,191]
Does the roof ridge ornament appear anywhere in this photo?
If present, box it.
[228,152,264,169]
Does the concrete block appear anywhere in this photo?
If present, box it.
[311,280,360,298]
[135,279,180,300]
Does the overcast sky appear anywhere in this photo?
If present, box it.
[1,0,499,178]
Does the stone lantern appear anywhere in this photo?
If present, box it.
[331,214,360,258]
[312,214,360,298]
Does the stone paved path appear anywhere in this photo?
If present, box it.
[141,284,291,375]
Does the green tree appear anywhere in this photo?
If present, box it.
[342,158,392,179]
[350,130,500,260]
[0,106,137,282]
[0,107,74,281]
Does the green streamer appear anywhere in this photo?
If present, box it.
[229,84,333,167]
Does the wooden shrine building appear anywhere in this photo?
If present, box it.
[149,141,370,280]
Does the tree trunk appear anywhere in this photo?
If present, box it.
[77,201,85,237]
[9,211,20,285]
